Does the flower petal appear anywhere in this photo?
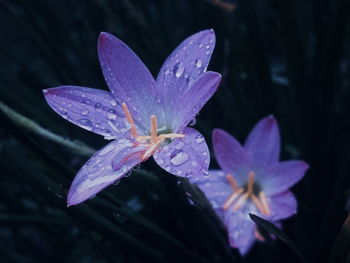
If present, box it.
[173,71,221,131]
[156,29,216,115]
[153,127,210,178]
[98,32,159,130]
[67,139,147,206]
[43,86,129,139]
[262,160,309,195]
[244,116,280,166]
[212,129,249,173]
[268,191,298,220]
[190,170,232,210]
[224,211,256,253]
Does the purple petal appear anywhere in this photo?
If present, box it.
[98,32,159,130]
[262,160,309,195]
[212,129,249,173]
[156,29,216,114]
[224,211,256,253]
[173,71,221,131]
[153,127,210,178]
[268,191,298,220]
[43,86,129,139]
[190,170,232,210]
[244,116,280,166]
[67,138,147,206]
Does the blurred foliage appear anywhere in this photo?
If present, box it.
[0,0,350,262]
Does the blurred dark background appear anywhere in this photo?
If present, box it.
[1,0,350,262]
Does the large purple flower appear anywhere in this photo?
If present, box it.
[191,116,309,255]
[43,30,221,206]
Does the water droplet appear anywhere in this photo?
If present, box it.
[80,109,89,115]
[202,152,208,156]
[201,169,209,176]
[89,195,96,200]
[206,45,210,49]
[209,38,214,43]
[185,171,192,177]
[157,159,164,165]
[176,170,182,176]
[170,150,189,166]
[195,134,204,144]
[110,99,117,106]
[198,43,204,48]
[107,109,117,120]
[189,118,196,126]
[173,62,185,78]
[191,161,197,167]
[175,142,185,149]
[95,103,102,112]
[164,68,171,75]
[78,119,93,130]
[165,166,171,172]
[195,59,202,68]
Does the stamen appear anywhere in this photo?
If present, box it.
[251,194,267,215]
[226,174,239,191]
[142,140,163,160]
[122,103,138,138]
[151,115,157,143]
[158,133,185,139]
[222,188,244,210]
[259,192,271,216]
[255,229,265,241]
[247,171,255,196]
[232,192,249,211]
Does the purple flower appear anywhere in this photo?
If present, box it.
[43,30,221,206]
[191,116,309,255]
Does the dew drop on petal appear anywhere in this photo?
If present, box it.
[189,118,196,126]
[175,142,185,149]
[95,103,102,112]
[195,134,205,144]
[80,109,89,116]
[110,99,117,106]
[78,119,93,130]
[107,109,117,120]
[198,43,203,48]
[174,62,185,78]
[195,59,202,68]
[158,158,164,165]
[170,150,189,166]
[191,161,198,167]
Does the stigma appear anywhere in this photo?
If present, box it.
[121,103,184,160]
[222,171,271,216]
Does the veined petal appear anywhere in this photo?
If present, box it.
[67,139,147,206]
[190,170,232,210]
[212,129,250,173]
[262,160,309,195]
[98,32,159,130]
[268,191,298,220]
[224,211,256,254]
[153,127,210,178]
[244,116,280,166]
[43,86,129,139]
[173,71,221,131]
[156,29,216,116]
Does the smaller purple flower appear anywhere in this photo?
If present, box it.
[191,116,309,255]
[43,30,221,206]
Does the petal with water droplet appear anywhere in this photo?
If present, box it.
[67,139,146,206]
[156,29,216,119]
[153,127,210,178]
[43,86,129,139]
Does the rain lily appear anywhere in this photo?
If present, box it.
[191,116,309,255]
[43,30,221,206]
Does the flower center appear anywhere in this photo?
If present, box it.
[222,172,271,216]
[121,103,184,160]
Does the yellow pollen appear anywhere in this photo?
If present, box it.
[222,171,271,215]
[121,103,185,160]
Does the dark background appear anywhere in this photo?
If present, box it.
[1,0,350,262]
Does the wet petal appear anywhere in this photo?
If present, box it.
[43,86,129,139]
[190,170,232,209]
[153,127,210,178]
[268,191,297,220]
[67,139,147,206]
[224,211,256,253]
[173,71,221,131]
[212,129,250,173]
[156,29,216,116]
[98,32,159,129]
[244,116,280,166]
[262,160,309,195]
